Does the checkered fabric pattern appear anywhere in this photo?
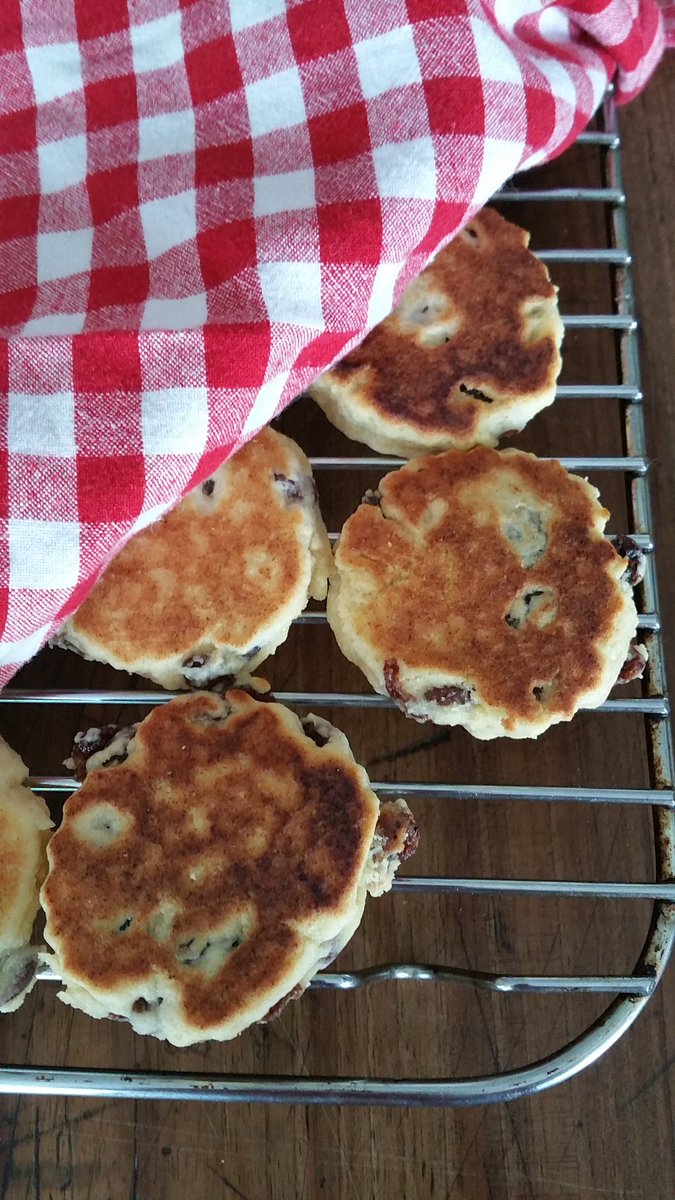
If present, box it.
[0,0,668,684]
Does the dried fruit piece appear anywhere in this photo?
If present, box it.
[617,643,648,683]
[424,684,472,706]
[383,659,413,706]
[615,534,646,587]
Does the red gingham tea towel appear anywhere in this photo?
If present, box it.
[0,0,668,685]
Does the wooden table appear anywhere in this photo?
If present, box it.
[1,60,674,1200]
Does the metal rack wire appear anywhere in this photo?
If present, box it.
[0,91,673,1105]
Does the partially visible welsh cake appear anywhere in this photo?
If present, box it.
[54,428,332,690]
[311,208,563,458]
[0,737,52,1012]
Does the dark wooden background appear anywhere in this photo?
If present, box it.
[1,61,674,1200]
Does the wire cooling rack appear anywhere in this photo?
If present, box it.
[0,91,673,1106]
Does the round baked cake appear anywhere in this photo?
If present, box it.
[0,737,53,1012]
[41,690,418,1045]
[54,428,332,690]
[327,448,639,739]
[310,208,563,458]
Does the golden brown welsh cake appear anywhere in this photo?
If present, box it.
[41,691,417,1044]
[310,208,563,457]
[327,448,640,739]
[54,428,332,690]
[0,737,52,1012]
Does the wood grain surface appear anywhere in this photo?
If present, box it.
[1,62,674,1200]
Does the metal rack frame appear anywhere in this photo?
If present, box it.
[0,92,673,1106]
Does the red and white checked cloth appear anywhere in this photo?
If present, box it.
[0,0,670,686]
